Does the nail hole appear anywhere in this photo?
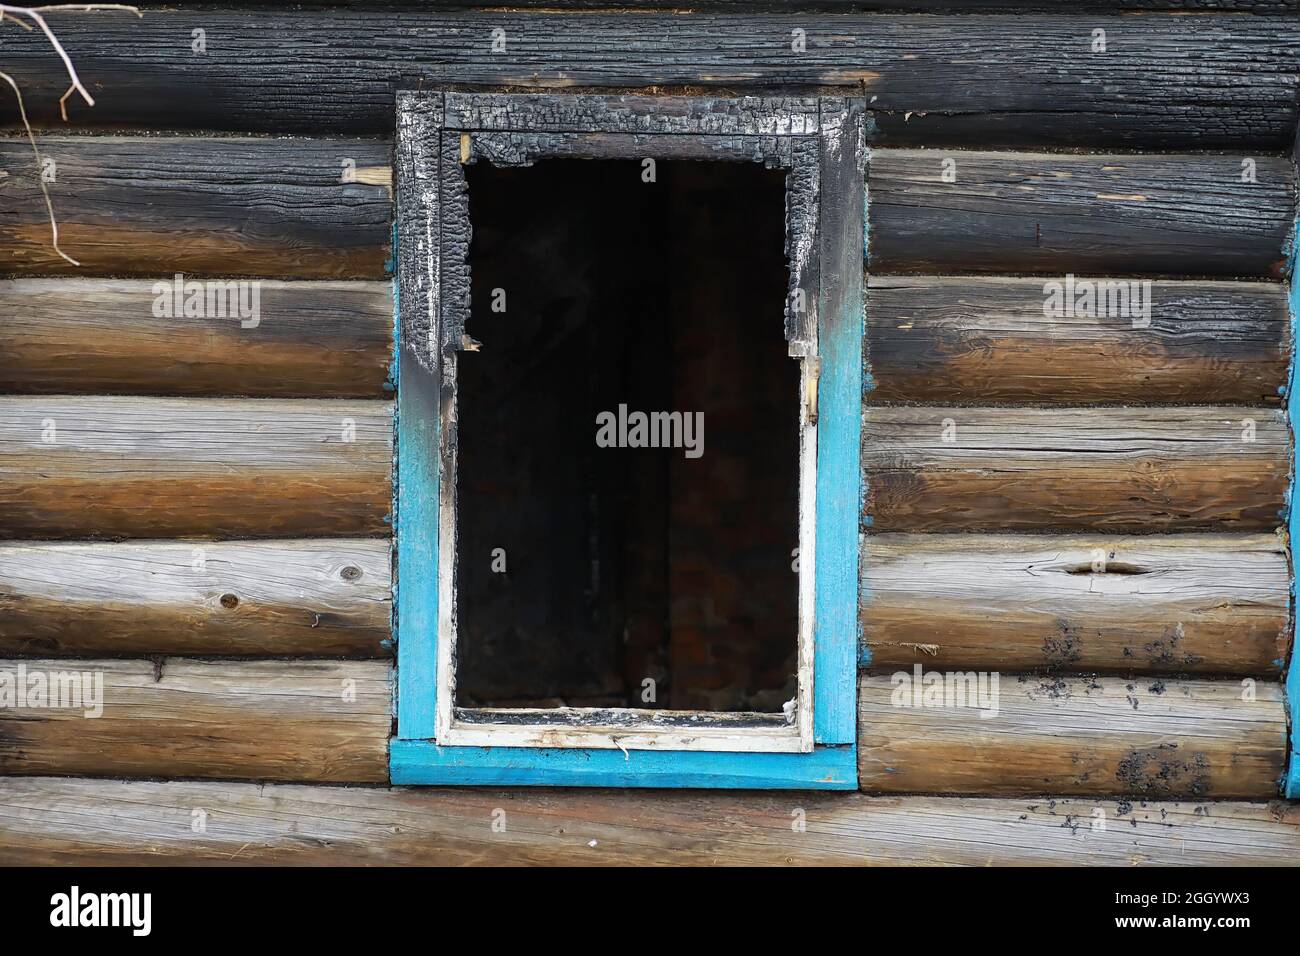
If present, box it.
[341,566,362,581]
[219,593,239,609]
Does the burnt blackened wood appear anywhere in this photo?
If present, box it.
[446,94,822,135]
[466,131,797,166]
[395,92,443,373]
[0,136,392,278]
[866,276,1292,405]
[1,11,1294,149]
[439,131,472,357]
[870,151,1297,278]
[784,136,820,352]
[415,93,827,357]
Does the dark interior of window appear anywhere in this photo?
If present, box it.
[454,158,798,713]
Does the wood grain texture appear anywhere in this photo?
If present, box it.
[861,533,1291,675]
[0,540,392,657]
[0,279,394,398]
[0,659,391,782]
[1,778,1296,865]
[862,406,1289,532]
[121,1,1300,9]
[869,151,1297,278]
[0,396,393,539]
[0,137,391,277]
[0,12,1294,148]
[866,276,1291,405]
[858,675,1286,797]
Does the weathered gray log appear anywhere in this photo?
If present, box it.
[0,279,393,397]
[0,659,391,782]
[0,540,392,657]
[0,136,391,277]
[858,675,1286,797]
[862,406,1288,532]
[0,12,1294,148]
[1,778,1296,866]
[0,396,393,539]
[121,1,1300,9]
[866,276,1291,405]
[861,533,1290,675]
[869,152,1297,278]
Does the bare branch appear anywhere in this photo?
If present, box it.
[0,3,140,265]
[0,11,36,29]
[0,68,79,265]
[0,4,141,113]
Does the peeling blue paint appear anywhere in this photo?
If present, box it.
[858,161,873,671]
[392,739,858,788]
[1285,201,1300,799]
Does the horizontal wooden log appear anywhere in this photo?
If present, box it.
[1,778,1296,865]
[129,1,1300,9]
[858,675,1286,797]
[0,396,393,539]
[0,137,391,277]
[862,406,1288,532]
[866,276,1291,405]
[869,152,1296,278]
[861,533,1290,675]
[0,279,393,398]
[0,540,392,657]
[0,12,1294,149]
[0,659,391,782]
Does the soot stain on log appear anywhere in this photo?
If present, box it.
[1028,676,1069,699]
[1041,622,1083,667]
[1141,625,1204,669]
[1115,743,1211,797]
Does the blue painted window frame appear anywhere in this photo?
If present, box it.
[390,92,863,788]
[1286,185,1299,799]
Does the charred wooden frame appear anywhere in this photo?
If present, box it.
[1287,149,1300,800]
[391,92,862,787]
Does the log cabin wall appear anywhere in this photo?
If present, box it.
[1,0,1300,864]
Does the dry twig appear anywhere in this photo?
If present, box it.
[0,3,142,264]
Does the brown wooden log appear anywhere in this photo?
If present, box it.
[861,533,1290,676]
[0,279,394,398]
[0,137,391,277]
[0,12,1294,149]
[866,276,1291,405]
[1,777,1296,866]
[862,406,1288,532]
[0,659,391,782]
[869,151,1297,278]
[0,540,392,657]
[0,396,393,539]
[857,674,1285,797]
[119,1,1300,9]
